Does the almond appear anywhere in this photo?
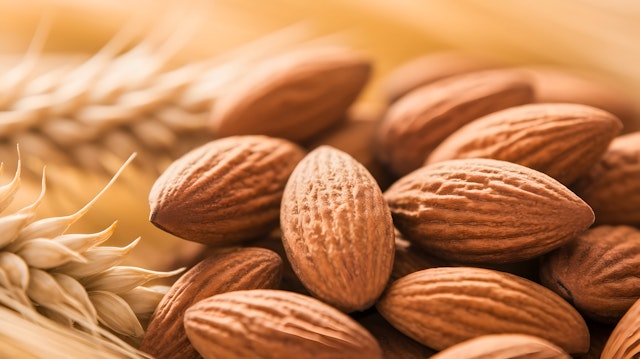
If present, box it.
[428,334,571,359]
[183,289,383,359]
[149,135,305,245]
[384,158,594,263]
[601,297,640,359]
[539,225,640,323]
[280,146,395,312]
[426,103,623,185]
[376,267,590,354]
[572,132,640,226]
[140,247,282,359]
[210,46,372,142]
[375,69,534,177]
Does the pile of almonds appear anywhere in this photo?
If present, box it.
[141,46,640,358]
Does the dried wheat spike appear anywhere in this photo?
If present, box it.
[0,150,181,357]
[0,21,314,179]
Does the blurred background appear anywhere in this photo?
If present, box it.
[1,0,639,270]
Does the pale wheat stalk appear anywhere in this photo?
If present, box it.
[0,18,315,180]
[0,150,183,357]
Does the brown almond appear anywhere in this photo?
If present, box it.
[426,103,623,185]
[572,132,640,225]
[184,289,383,359]
[429,334,571,359]
[280,146,395,312]
[149,135,305,245]
[384,158,594,263]
[601,297,640,359]
[211,46,371,142]
[539,225,640,323]
[376,267,590,354]
[382,51,497,103]
[375,69,534,177]
[140,247,282,359]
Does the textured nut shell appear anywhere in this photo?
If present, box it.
[382,51,497,103]
[376,267,590,354]
[376,69,534,176]
[539,225,640,323]
[184,289,383,359]
[522,66,640,133]
[211,46,371,142]
[384,158,594,263]
[149,135,305,245]
[572,132,640,225]
[426,103,623,185]
[429,334,571,359]
[140,247,282,359]
[601,298,640,359]
[358,311,437,359]
[280,146,395,312]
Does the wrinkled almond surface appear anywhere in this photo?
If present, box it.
[375,69,533,176]
[149,135,305,245]
[426,103,623,185]
[429,334,571,359]
[540,225,640,323]
[376,267,590,354]
[280,146,395,312]
[601,297,640,359]
[184,289,383,359]
[384,158,594,263]
[211,46,371,142]
[140,247,282,359]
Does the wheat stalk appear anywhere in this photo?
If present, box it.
[0,149,183,357]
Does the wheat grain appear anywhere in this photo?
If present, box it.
[0,150,180,357]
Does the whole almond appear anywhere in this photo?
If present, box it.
[140,247,282,359]
[601,297,640,359]
[280,146,395,312]
[384,158,594,263]
[572,132,640,226]
[184,289,383,359]
[539,225,640,323]
[376,267,590,354]
[149,135,305,245]
[211,46,372,142]
[426,103,623,185]
[375,69,534,177]
[429,334,571,359]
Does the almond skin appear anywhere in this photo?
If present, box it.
[572,132,640,226]
[376,267,590,354]
[183,289,383,359]
[426,103,623,185]
[280,146,395,312]
[149,135,305,245]
[375,69,534,177]
[429,334,571,359]
[140,247,282,359]
[211,46,371,142]
[539,225,640,323]
[384,158,594,263]
[601,297,640,359]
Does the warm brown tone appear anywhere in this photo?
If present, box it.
[384,158,594,263]
[428,334,571,359]
[426,103,623,185]
[211,46,372,142]
[539,225,640,323]
[601,297,640,359]
[376,267,590,354]
[183,289,383,359]
[572,132,640,226]
[391,234,449,281]
[140,247,282,359]
[280,146,395,312]
[149,135,305,245]
[375,69,534,176]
